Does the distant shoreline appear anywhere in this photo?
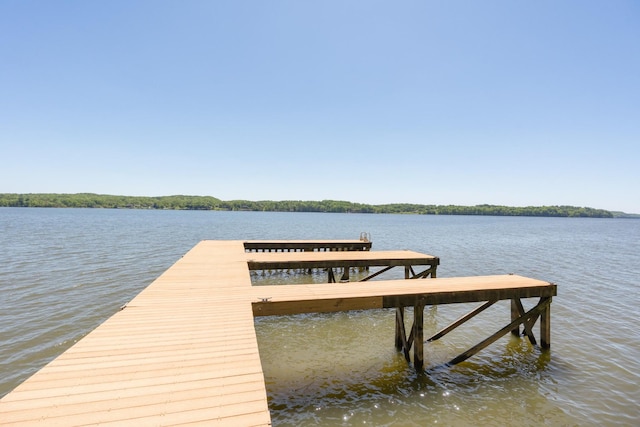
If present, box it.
[2,193,638,218]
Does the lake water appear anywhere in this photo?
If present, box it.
[1,208,639,426]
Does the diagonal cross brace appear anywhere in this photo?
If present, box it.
[427,299,498,342]
[447,297,552,366]
[409,265,438,279]
[395,304,425,369]
[512,298,539,345]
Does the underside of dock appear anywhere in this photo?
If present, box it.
[0,239,556,426]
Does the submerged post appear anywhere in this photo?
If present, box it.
[540,296,552,349]
[395,266,412,350]
[414,302,425,370]
[510,299,520,336]
[395,307,405,351]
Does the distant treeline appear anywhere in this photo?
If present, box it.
[0,193,223,210]
[0,193,624,218]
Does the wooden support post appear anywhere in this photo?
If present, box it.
[340,266,350,282]
[395,306,417,364]
[395,266,410,354]
[328,268,336,283]
[540,297,551,349]
[395,307,403,350]
[414,303,424,370]
[513,298,538,345]
[511,299,520,337]
[395,298,425,369]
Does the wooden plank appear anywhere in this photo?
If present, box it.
[1,374,266,411]
[252,276,556,316]
[246,249,439,270]
[253,296,383,316]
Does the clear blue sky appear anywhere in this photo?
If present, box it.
[2,1,639,213]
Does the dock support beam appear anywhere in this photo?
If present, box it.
[414,303,424,370]
[394,267,431,370]
[394,304,425,370]
[540,296,551,349]
[427,300,496,342]
[340,267,350,282]
[447,296,552,366]
[511,299,520,337]
[395,267,412,351]
[395,307,405,351]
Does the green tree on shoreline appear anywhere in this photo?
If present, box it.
[0,193,627,218]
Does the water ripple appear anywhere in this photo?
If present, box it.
[1,210,639,426]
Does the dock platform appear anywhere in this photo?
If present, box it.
[243,239,371,252]
[0,240,555,426]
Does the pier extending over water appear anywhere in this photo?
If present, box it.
[0,239,555,426]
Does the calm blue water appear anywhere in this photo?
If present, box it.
[1,208,639,426]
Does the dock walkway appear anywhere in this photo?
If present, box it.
[0,240,555,426]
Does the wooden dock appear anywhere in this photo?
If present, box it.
[243,239,371,252]
[0,240,556,426]
[247,249,439,282]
